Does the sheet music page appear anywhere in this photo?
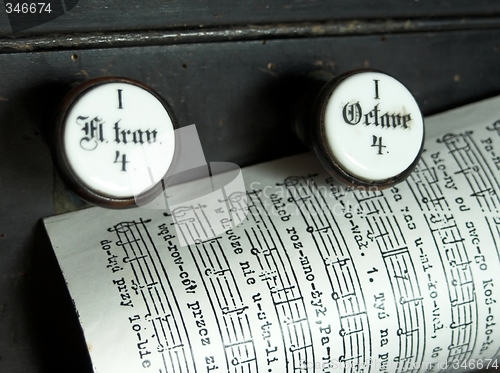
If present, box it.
[44,96,500,373]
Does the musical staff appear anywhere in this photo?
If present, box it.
[170,190,249,246]
[335,172,430,372]
[439,132,500,213]
[383,249,425,373]
[351,185,426,372]
[168,188,254,369]
[183,228,257,373]
[406,158,450,212]
[171,204,218,246]
[109,219,195,372]
[353,189,393,216]
[424,214,477,365]
[283,175,371,373]
[366,215,406,254]
[485,216,500,260]
[246,190,315,371]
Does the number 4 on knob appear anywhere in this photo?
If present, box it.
[114,151,129,171]
[372,135,386,155]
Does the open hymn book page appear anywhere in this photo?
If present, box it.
[45,96,500,373]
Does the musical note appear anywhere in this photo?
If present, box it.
[116,237,142,247]
[338,354,363,363]
[399,296,423,306]
[442,235,465,245]
[289,343,313,353]
[123,254,148,263]
[327,257,350,267]
[471,187,495,197]
[108,221,141,234]
[449,259,471,268]
[172,216,196,224]
[315,226,331,233]
[450,320,473,329]
[396,328,418,337]
[393,269,409,281]
[393,354,415,363]
[370,231,389,241]
[436,132,460,145]
[221,305,249,315]
[339,326,364,337]
[283,316,307,325]
[273,296,303,306]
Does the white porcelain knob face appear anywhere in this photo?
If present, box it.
[321,71,424,184]
[57,78,177,206]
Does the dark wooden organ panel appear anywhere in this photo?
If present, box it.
[1,0,500,34]
[0,1,499,372]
